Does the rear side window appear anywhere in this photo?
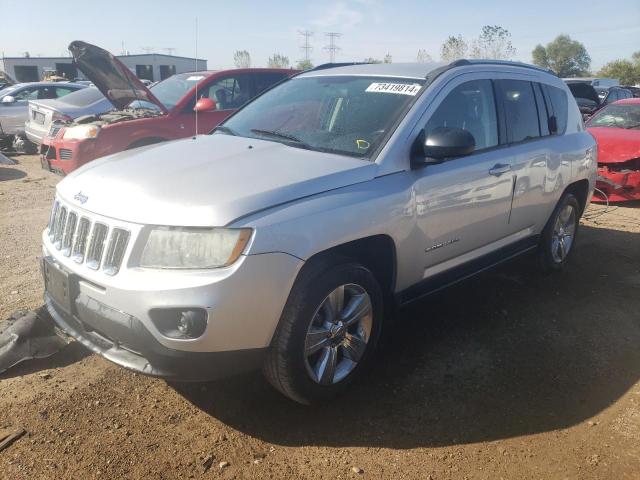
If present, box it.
[254,73,288,95]
[496,80,540,143]
[424,79,499,151]
[543,85,568,135]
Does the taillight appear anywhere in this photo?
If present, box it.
[52,112,73,123]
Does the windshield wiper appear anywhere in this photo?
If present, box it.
[213,125,238,136]
[250,129,312,150]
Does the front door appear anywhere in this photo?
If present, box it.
[177,74,255,135]
[411,77,515,279]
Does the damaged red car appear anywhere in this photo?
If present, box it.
[41,41,295,175]
[587,98,640,202]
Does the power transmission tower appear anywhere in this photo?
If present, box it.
[298,30,314,62]
[163,48,176,56]
[323,32,341,63]
[141,46,155,54]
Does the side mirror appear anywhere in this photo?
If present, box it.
[1,95,16,104]
[412,127,475,167]
[194,97,216,112]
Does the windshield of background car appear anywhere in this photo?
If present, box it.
[130,73,206,111]
[587,104,640,129]
[219,75,425,158]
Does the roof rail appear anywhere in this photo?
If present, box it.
[422,59,556,88]
[308,62,374,72]
[448,59,556,76]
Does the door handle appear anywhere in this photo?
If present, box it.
[489,163,511,177]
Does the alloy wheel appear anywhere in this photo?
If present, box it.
[304,284,373,385]
[551,204,576,263]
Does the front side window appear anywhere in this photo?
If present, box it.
[424,79,498,151]
[220,76,425,158]
[13,87,38,101]
[497,80,540,143]
[200,76,252,110]
[587,104,640,129]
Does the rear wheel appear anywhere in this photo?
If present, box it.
[539,193,580,271]
[263,259,383,404]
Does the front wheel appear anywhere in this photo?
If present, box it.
[539,193,580,271]
[263,259,383,404]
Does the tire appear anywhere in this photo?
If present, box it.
[539,193,580,272]
[263,257,384,404]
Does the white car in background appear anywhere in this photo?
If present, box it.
[25,87,113,145]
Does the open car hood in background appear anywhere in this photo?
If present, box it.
[567,83,600,105]
[68,41,167,113]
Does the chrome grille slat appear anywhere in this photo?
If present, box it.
[103,229,130,276]
[53,206,67,249]
[61,211,78,256]
[72,217,91,263]
[47,200,59,237]
[86,223,108,270]
[59,148,73,160]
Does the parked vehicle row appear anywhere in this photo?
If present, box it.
[36,41,295,175]
[0,81,86,151]
[42,57,597,404]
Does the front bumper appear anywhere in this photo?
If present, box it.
[42,232,303,379]
[44,291,266,381]
[594,164,640,202]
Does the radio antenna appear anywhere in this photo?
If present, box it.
[194,16,199,139]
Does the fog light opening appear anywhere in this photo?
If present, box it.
[149,308,207,339]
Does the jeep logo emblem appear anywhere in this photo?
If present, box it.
[74,191,88,204]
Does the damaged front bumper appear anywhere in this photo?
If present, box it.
[41,256,268,381]
[593,160,640,202]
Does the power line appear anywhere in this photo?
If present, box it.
[324,32,341,63]
[298,30,314,62]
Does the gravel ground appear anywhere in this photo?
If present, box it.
[1,154,640,479]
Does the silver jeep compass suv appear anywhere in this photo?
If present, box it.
[42,61,596,404]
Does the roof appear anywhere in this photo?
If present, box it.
[613,98,640,105]
[1,54,206,62]
[4,81,85,88]
[299,60,554,79]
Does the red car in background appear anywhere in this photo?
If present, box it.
[41,41,295,175]
[587,98,640,202]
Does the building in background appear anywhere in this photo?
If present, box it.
[0,53,207,83]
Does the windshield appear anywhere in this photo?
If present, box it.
[0,85,19,98]
[218,75,424,158]
[56,87,105,106]
[587,104,640,129]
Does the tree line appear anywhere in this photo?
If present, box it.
[232,27,640,85]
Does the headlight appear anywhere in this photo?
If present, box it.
[140,227,253,269]
[62,124,100,140]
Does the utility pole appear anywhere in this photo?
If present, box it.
[323,32,341,63]
[298,30,313,62]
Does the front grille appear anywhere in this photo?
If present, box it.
[59,148,73,160]
[48,200,130,275]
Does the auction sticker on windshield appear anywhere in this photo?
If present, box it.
[366,82,421,96]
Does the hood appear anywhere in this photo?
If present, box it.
[567,83,600,105]
[588,127,640,163]
[68,41,167,113]
[57,134,377,226]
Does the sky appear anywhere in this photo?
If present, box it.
[0,0,638,71]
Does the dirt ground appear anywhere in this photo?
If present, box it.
[1,154,639,479]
